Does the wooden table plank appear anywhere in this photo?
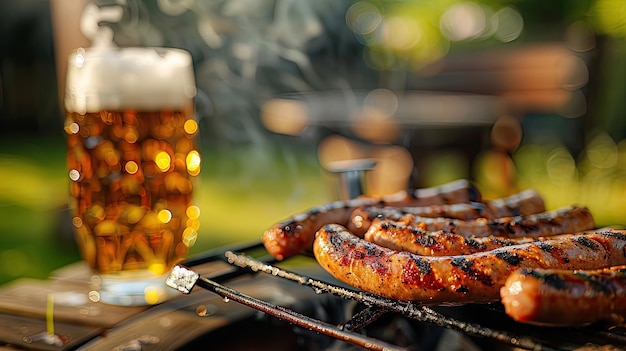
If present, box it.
[0,278,148,328]
[0,312,102,351]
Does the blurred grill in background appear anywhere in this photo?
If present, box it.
[0,0,625,285]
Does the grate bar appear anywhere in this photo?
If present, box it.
[167,264,408,351]
[340,306,389,332]
[224,251,565,351]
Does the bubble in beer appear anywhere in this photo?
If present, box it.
[68,122,80,134]
[186,218,200,231]
[186,150,201,176]
[183,119,198,135]
[182,227,198,247]
[69,169,81,181]
[72,216,84,228]
[124,130,138,143]
[186,205,200,219]
[125,161,139,174]
[155,151,172,172]
[158,209,172,224]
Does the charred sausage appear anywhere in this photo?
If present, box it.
[348,189,545,236]
[263,179,479,260]
[364,206,595,255]
[313,224,626,304]
[369,206,593,238]
[365,222,565,256]
[501,265,626,326]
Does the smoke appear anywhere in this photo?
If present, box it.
[92,0,368,149]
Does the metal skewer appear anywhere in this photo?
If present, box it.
[166,264,408,351]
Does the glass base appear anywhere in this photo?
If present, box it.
[97,270,180,306]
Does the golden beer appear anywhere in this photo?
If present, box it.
[64,47,200,305]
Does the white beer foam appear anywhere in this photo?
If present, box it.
[65,47,196,113]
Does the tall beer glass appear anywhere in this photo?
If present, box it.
[64,47,201,305]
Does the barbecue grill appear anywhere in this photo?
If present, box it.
[44,238,619,351]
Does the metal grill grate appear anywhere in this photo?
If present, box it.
[166,241,626,351]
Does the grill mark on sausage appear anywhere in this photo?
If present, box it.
[451,257,495,286]
[469,202,489,216]
[603,231,626,241]
[574,271,615,295]
[537,271,567,290]
[402,257,444,291]
[494,251,522,266]
[464,237,487,250]
[330,226,393,277]
[329,225,345,250]
[489,237,517,246]
[575,236,600,250]
[536,242,570,264]
[455,286,469,293]
[505,222,518,235]
[414,234,436,247]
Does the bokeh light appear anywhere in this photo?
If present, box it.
[346,1,529,71]
[182,227,198,247]
[345,2,382,39]
[186,150,201,176]
[492,7,524,43]
[158,209,172,224]
[260,99,308,136]
[186,205,201,219]
[440,2,487,41]
[183,119,198,135]
[155,151,172,172]
[125,161,139,174]
[69,169,81,181]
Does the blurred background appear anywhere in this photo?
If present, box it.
[0,0,625,285]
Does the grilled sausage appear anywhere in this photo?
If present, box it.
[368,206,593,238]
[313,224,626,304]
[348,189,545,236]
[366,222,565,256]
[501,266,626,326]
[364,206,595,255]
[263,179,479,260]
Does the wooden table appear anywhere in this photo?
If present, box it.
[0,262,148,350]
[0,258,332,350]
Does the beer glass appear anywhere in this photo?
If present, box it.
[64,47,201,305]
